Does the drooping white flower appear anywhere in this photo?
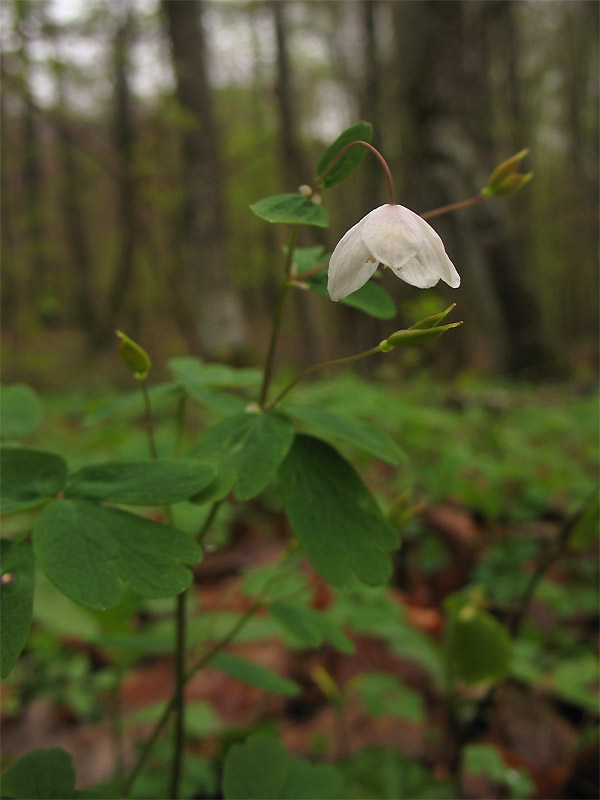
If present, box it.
[327,204,460,301]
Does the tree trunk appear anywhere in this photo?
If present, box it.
[162,0,248,360]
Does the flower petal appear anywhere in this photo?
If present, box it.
[360,205,421,269]
[327,218,379,301]
[412,215,461,288]
[390,257,441,289]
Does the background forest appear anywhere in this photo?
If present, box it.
[1,0,598,383]
[1,2,599,800]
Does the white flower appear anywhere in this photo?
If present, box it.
[327,204,460,301]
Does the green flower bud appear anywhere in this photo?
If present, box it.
[482,148,533,197]
[410,303,456,330]
[116,330,152,380]
[379,321,462,350]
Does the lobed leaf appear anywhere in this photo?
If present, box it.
[191,411,295,502]
[0,748,76,799]
[278,435,399,587]
[1,447,67,514]
[306,268,396,319]
[65,458,215,505]
[1,540,35,678]
[222,733,343,800]
[33,499,201,610]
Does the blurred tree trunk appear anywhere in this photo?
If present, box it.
[51,57,98,340]
[100,8,137,344]
[162,0,248,360]
[392,0,552,376]
[271,0,321,366]
[15,1,48,313]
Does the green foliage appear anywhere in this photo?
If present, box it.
[1,540,35,678]
[268,601,355,653]
[191,411,295,501]
[356,672,425,723]
[307,269,396,319]
[65,459,215,505]
[340,748,454,799]
[1,448,67,513]
[278,435,398,587]
[210,652,301,696]
[444,593,512,685]
[0,748,77,800]
[569,489,600,551]
[317,121,373,188]
[250,194,330,227]
[1,384,43,441]
[222,733,344,800]
[463,744,534,799]
[281,401,405,464]
[33,499,201,609]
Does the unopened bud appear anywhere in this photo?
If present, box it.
[410,303,456,331]
[311,193,322,205]
[379,321,462,350]
[116,330,152,380]
[298,184,312,198]
[482,148,533,197]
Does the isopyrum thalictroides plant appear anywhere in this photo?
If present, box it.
[1,125,540,800]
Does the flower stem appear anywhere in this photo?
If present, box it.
[317,140,396,205]
[140,379,158,459]
[421,195,483,220]
[259,225,299,408]
[121,598,265,798]
[267,345,382,409]
[169,590,187,800]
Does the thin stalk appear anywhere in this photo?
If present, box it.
[317,140,395,205]
[421,195,483,220]
[140,379,158,459]
[293,259,329,282]
[122,599,265,798]
[169,590,187,799]
[196,500,222,547]
[267,345,382,409]
[258,225,299,407]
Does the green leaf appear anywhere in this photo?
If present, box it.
[278,435,399,587]
[341,748,454,800]
[169,357,262,389]
[281,402,405,464]
[464,744,534,800]
[1,540,35,678]
[306,268,396,319]
[1,448,67,514]
[250,194,330,228]
[444,602,512,685]
[33,499,201,610]
[551,655,600,712]
[317,121,374,188]
[222,733,343,800]
[1,384,43,440]
[357,673,425,723]
[84,382,180,426]
[1,747,76,799]
[65,459,215,505]
[269,602,355,653]
[210,651,300,696]
[569,490,600,551]
[191,411,295,502]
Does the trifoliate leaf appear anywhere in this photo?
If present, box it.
[250,194,329,228]
[317,121,374,188]
[278,435,399,587]
[33,499,201,610]
[1,447,67,513]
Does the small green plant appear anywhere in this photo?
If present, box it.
[3,126,591,800]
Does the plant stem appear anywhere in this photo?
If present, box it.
[140,379,158,459]
[294,259,329,282]
[267,345,382,409]
[122,599,265,798]
[317,140,396,205]
[169,590,187,799]
[196,500,222,547]
[421,195,483,220]
[258,225,299,408]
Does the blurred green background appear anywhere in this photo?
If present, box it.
[1,0,598,390]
